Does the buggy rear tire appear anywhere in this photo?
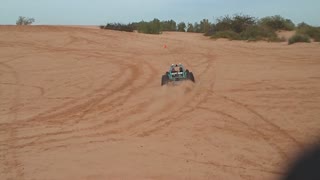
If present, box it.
[161,74,169,86]
[188,72,195,83]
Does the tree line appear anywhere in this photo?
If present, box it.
[100,14,320,44]
[99,18,212,34]
[15,15,318,44]
[100,15,298,33]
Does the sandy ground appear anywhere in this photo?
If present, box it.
[276,31,295,41]
[0,26,320,180]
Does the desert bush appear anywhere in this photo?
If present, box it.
[214,14,256,33]
[193,22,201,33]
[210,27,282,42]
[187,23,194,32]
[161,20,177,31]
[207,14,297,42]
[204,27,215,36]
[100,23,135,32]
[189,20,212,33]
[138,19,161,34]
[296,22,320,42]
[288,34,311,45]
[211,31,241,40]
[231,14,257,33]
[177,22,186,32]
[259,15,295,31]
[16,16,35,25]
[205,14,256,36]
[199,19,211,33]
[137,21,149,33]
[297,22,311,29]
[240,25,279,41]
[214,15,233,32]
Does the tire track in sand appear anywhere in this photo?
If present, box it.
[0,62,25,180]
[216,95,303,158]
[197,105,290,161]
[2,59,158,151]
[134,50,217,137]
[0,28,148,151]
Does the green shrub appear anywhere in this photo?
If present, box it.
[297,22,311,29]
[214,14,256,34]
[206,14,256,37]
[138,19,161,34]
[161,20,177,31]
[214,15,233,32]
[231,14,257,33]
[100,23,135,32]
[187,23,194,32]
[177,22,186,32]
[16,16,35,25]
[200,19,211,33]
[259,15,295,31]
[210,26,281,41]
[288,34,311,45]
[240,25,279,41]
[211,31,241,40]
[208,15,297,42]
[297,23,320,42]
[193,22,201,33]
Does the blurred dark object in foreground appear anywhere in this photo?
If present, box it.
[282,143,320,180]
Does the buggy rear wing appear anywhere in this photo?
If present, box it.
[171,72,183,75]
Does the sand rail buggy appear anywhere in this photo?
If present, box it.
[161,64,195,86]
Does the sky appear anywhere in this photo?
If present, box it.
[1,0,319,26]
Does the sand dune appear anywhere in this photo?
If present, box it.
[1,26,320,180]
